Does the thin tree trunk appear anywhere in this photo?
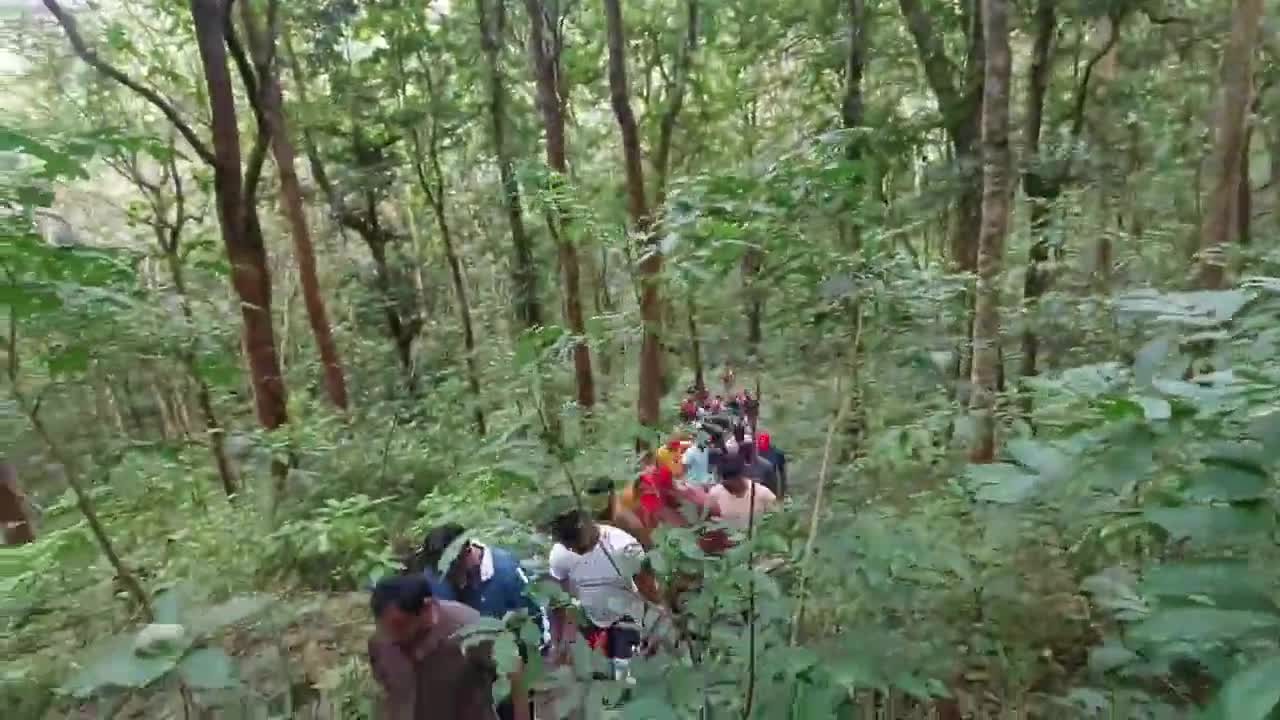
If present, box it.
[842,0,867,248]
[525,0,595,408]
[478,0,541,330]
[970,0,1012,464]
[241,0,349,411]
[0,460,36,545]
[602,0,662,433]
[408,60,485,432]
[190,0,288,431]
[1197,0,1263,288]
[1237,120,1253,245]
[687,293,704,391]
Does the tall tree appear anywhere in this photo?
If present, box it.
[1196,0,1263,289]
[44,0,290,434]
[970,0,1012,463]
[406,51,487,433]
[240,0,348,411]
[896,0,985,273]
[602,0,662,432]
[478,0,541,330]
[525,0,595,408]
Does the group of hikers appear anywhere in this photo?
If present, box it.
[367,370,788,720]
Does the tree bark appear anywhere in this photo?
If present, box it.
[1197,0,1263,288]
[970,0,1012,463]
[525,0,595,408]
[602,0,662,433]
[190,0,288,431]
[240,0,349,411]
[841,0,867,249]
[0,460,36,545]
[478,0,541,330]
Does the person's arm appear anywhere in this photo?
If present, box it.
[368,637,415,720]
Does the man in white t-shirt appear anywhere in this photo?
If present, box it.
[543,506,666,662]
[708,455,777,529]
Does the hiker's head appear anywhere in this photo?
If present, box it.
[717,454,747,494]
[419,523,465,574]
[547,508,593,552]
[371,575,437,644]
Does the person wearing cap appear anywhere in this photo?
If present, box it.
[740,434,782,498]
[755,431,787,497]
[708,454,777,529]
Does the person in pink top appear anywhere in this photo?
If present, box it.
[707,455,777,529]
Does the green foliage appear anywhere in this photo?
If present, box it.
[261,495,401,590]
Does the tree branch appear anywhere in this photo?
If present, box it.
[896,0,963,116]
[42,0,215,166]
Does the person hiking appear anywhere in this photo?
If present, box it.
[418,524,544,628]
[755,431,788,498]
[708,454,777,529]
[367,575,529,720]
[541,503,670,666]
[416,525,544,720]
[740,434,783,498]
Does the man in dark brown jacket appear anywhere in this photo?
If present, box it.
[368,575,528,720]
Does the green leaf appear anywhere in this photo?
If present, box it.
[60,633,180,698]
[1144,505,1274,544]
[1005,438,1070,480]
[1182,465,1268,502]
[1088,639,1138,675]
[1202,653,1280,720]
[1129,608,1280,646]
[1134,336,1172,387]
[1137,396,1171,421]
[45,345,90,378]
[1248,411,1280,460]
[187,595,272,638]
[966,463,1042,504]
[0,282,62,318]
[1142,561,1276,612]
[177,647,238,690]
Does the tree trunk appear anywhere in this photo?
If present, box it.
[190,0,288,431]
[842,0,867,247]
[245,8,348,411]
[478,0,541,330]
[525,0,595,408]
[367,234,416,382]
[970,0,1012,464]
[0,460,35,545]
[602,0,662,433]
[1019,0,1057,400]
[1237,120,1253,245]
[687,293,704,392]
[1197,0,1263,288]
[409,61,485,433]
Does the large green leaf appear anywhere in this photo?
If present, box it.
[1005,438,1070,480]
[966,463,1042,504]
[60,633,180,698]
[1144,505,1274,544]
[1142,561,1276,611]
[1182,465,1269,502]
[1201,654,1280,720]
[187,595,272,638]
[176,647,238,690]
[1129,608,1280,646]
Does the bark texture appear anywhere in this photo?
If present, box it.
[190,0,288,431]
[602,0,662,431]
[970,0,1012,463]
[1197,0,1263,288]
[478,0,541,330]
[241,1,348,411]
[526,0,595,408]
[0,461,35,545]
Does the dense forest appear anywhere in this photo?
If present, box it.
[3,0,1280,717]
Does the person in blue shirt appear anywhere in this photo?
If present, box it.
[418,524,543,720]
[418,523,544,627]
